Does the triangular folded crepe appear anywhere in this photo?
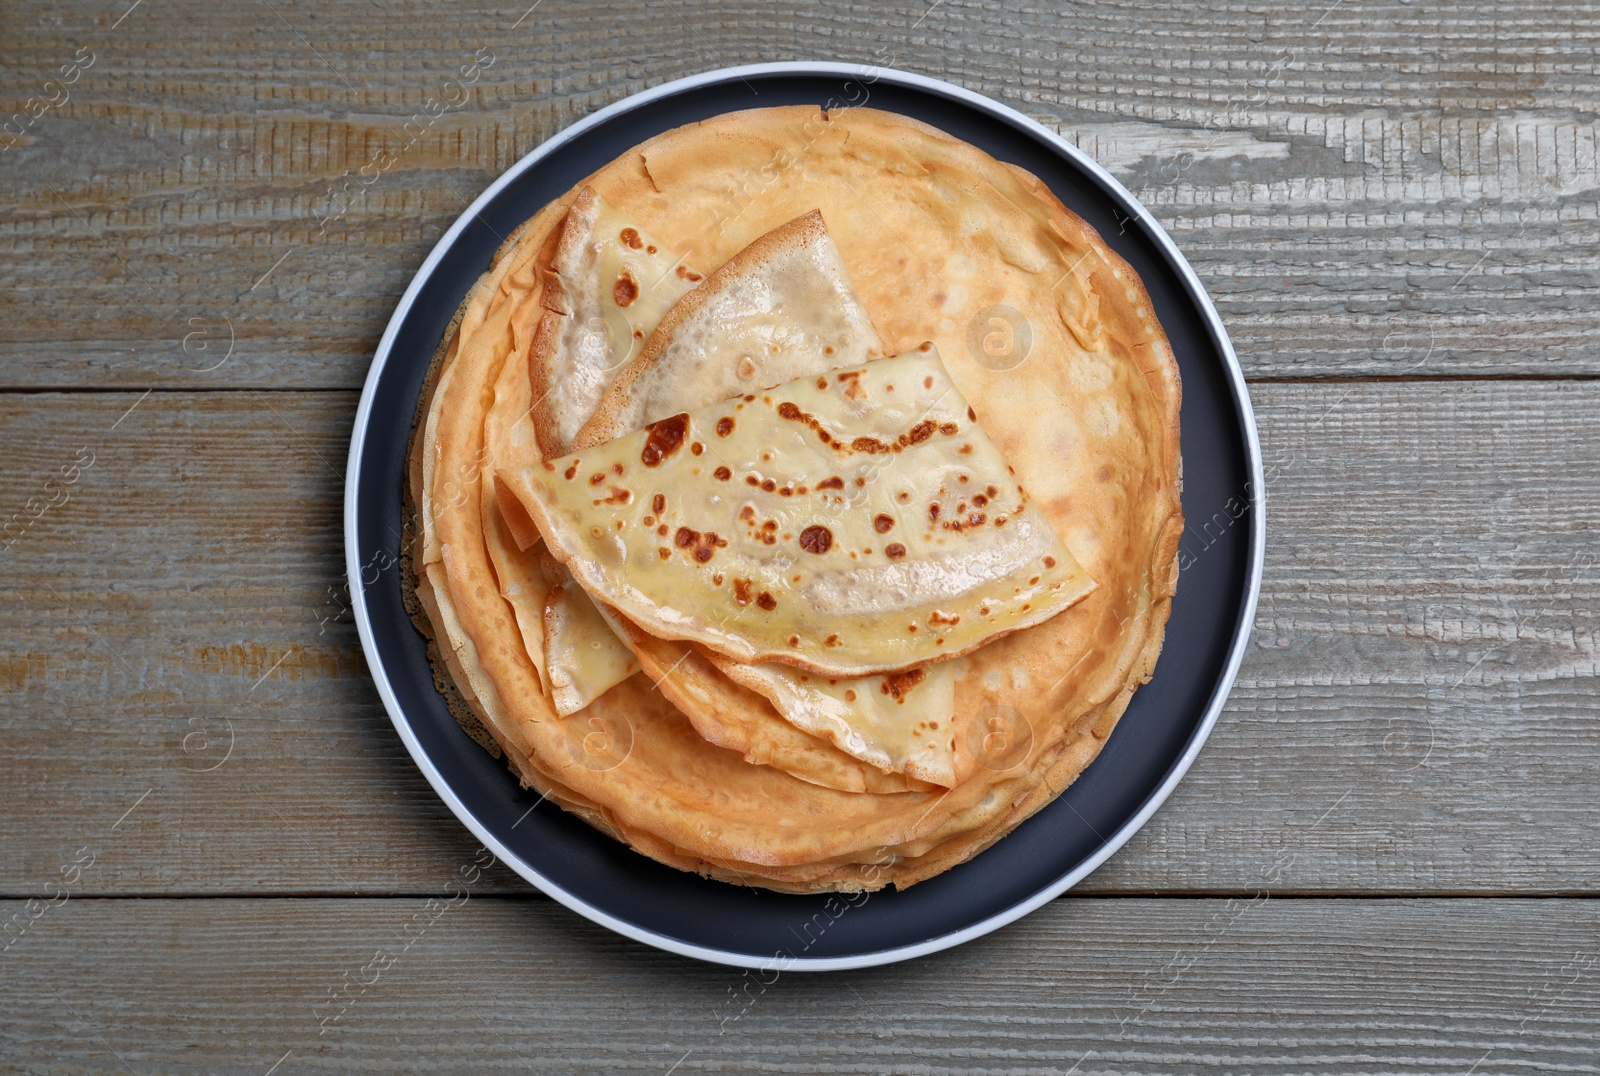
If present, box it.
[594,604,934,794]
[530,187,704,457]
[508,190,702,703]
[573,209,883,449]
[499,345,1096,679]
[478,241,926,789]
[542,556,641,716]
[710,653,963,787]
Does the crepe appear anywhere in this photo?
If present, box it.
[425,235,997,874]
[479,283,554,684]
[505,190,700,710]
[418,211,557,757]
[499,346,1096,678]
[711,651,964,787]
[530,187,703,457]
[407,105,1184,892]
[573,208,883,449]
[599,607,935,795]
[542,556,640,716]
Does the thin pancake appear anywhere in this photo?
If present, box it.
[530,187,703,457]
[419,212,992,864]
[519,212,992,784]
[429,219,1001,870]
[598,608,935,795]
[501,346,1096,679]
[480,281,554,693]
[414,106,1182,890]
[573,209,883,449]
[709,652,964,787]
[542,556,640,716]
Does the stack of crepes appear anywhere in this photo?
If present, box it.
[406,106,1183,892]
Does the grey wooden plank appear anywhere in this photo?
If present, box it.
[2,896,1597,1073]
[0,389,523,896]
[0,381,1595,896]
[1,0,1596,387]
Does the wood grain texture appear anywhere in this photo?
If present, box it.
[3,897,1598,1073]
[1,382,1594,896]
[1,0,1596,388]
[2,1,1597,1059]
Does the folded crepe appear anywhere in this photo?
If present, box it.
[541,554,640,717]
[501,346,1100,783]
[530,186,704,458]
[499,346,1096,676]
[574,208,884,449]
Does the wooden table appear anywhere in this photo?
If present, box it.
[4,2,1597,1071]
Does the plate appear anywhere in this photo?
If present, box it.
[345,63,1263,970]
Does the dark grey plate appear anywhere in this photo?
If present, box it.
[345,63,1263,970]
